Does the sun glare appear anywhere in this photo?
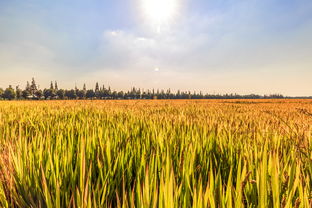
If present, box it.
[141,0,178,26]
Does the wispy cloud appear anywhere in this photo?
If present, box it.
[0,0,312,95]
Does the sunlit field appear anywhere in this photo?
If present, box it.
[0,100,311,207]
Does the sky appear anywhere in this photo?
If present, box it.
[0,0,312,96]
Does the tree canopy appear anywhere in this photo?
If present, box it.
[0,78,295,100]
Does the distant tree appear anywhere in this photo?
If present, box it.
[25,81,30,91]
[24,81,31,97]
[56,89,65,99]
[98,85,105,99]
[43,89,51,99]
[30,78,38,96]
[70,89,77,99]
[95,82,100,98]
[3,85,16,100]
[66,89,77,99]
[35,89,43,99]
[55,81,58,90]
[117,91,124,99]
[95,82,99,92]
[112,91,118,99]
[269,94,284,99]
[42,81,56,99]
[77,89,86,99]
[0,79,290,100]
[142,91,147,99]
[50,81,54,90]
[86,89,95,99]
[81,84,87,99]
[176,90,181,99]
[101,86,109,99]
[51,88,57,99]
[0,88,3,99]
[64,90,70,99]
[16,86,22,99]
[43,88,56,99]
[108,86,111,97]
[22,90,30,99]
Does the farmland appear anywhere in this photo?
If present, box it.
[0,100,311,207]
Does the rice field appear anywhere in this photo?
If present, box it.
[0,100,311,207]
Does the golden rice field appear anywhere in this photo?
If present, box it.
[0,100,311,207]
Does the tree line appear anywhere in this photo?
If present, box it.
[0,78,287,100]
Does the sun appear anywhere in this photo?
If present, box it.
[141,0,178,26]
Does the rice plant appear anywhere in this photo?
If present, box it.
[0,100,311,207]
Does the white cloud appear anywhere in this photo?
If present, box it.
[1,0,312,95]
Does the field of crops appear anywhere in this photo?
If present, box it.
[0,100,311,207]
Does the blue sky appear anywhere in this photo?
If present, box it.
[0,0,312,95]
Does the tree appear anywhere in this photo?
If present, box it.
[112,91,117,99]
[16,86,22,99]
[95,82,100,98]
[43,89,52,99]
[117,91,124,99]
[107,86,111,98]
[55,81,58,90]
[43,88,56,99]
[50,81,54,90]
[86,89,95,99]
[0,88,3,99]
[24,81,31,97]
[30,78,37,96]
[22,90,30,99]
[70,89,77,99]
[25,81,30,91]
[35,89,43,99]
[56,89,65,99]
[51,90,57,99]
[77,89,86,99]
[65,89,77,100]
[42,82,56,99]
[3,85,16,100]
[95,82,99,92]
